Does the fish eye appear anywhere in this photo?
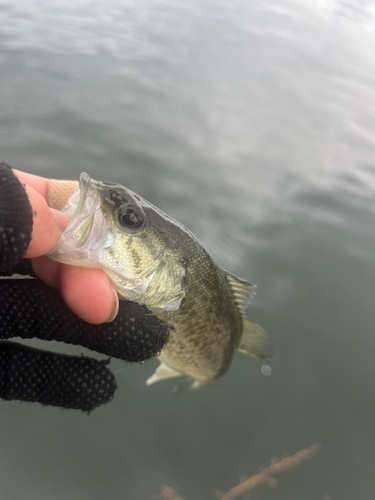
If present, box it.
[118,205,144,230]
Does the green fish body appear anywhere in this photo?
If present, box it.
[48,173,271,389]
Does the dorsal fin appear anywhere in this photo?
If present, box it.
[225,271,255,313]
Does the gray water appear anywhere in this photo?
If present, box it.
[1,0,375,498]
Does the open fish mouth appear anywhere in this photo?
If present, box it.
[47,173,111,266]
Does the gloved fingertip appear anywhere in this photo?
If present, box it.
[105,286,119,323]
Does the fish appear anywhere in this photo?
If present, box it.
[48,172,271,390]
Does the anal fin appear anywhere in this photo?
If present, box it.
[173,378,202,394]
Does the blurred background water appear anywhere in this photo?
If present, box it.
[1,0,375,498]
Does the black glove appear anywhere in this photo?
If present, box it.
[0,163,169,412]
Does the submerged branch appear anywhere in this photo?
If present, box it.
[220,444,321,500]
[159,443,320,500]
[159,485,186,500]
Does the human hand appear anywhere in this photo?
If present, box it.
[13,168,119,324]
[0,163,169,411]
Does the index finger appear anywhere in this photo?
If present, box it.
[13,169,49,200]
[14,169,79,211]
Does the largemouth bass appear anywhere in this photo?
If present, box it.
[48,173,271,390]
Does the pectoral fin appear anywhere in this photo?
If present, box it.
[237,317,273,360]
[146,362,182,386]
[143,256,186,311]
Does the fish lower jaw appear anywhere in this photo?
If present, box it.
[46,248,99,268]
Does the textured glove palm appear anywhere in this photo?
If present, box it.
[0,163,169,412]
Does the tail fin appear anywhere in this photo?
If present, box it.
[236,317,273,360]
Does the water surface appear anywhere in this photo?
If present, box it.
[0,1,375,498]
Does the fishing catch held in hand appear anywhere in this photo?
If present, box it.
[48,173,272,391]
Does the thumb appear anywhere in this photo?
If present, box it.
[23,183,70,258]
